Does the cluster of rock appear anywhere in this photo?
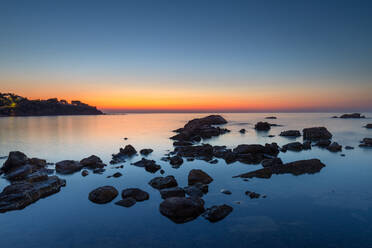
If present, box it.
[0,93,103,116]
[334,113,366,119]
[110,145,137,164]
[56,155,106,175]
[170,115,229,143]
[0,151,66,213]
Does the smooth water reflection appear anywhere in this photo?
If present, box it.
[0,113,371,248]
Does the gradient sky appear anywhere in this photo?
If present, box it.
[0,0,371,112]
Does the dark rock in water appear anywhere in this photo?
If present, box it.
[359,138,372,147]
[149,176,178,189]
[160,169,165,174]
[170,156,183,168]
[170,115,229,142]
[254,122,271,131]
[122,188,149,201]
[187,158,195,162]
[81,170,89,177]
[6,164,32,181]
[267,135,275,138]
[132,158,161,173]
[80,155,105,169]
[202,204,233,222]
[160,187,185,199]
[88,186,118,204]
[302,141,312,150]
[339,113,365,119]
[110,157,126,165]
[184,183,209,198]
[28,158,47,168]
[55,160,83,174]
[279,130,301,137]
[327,142,342,152]
[174,144,214,161]
[93,168,105,174]
[159,197,205,223]
[233,159,326,179]
[282,142,303,152]
[115,197,136,208]
[123,137,128,140]
[232,143,279,164]
[315,139,331,148]
[345,146,354,150]
[221,189,232,195]
[262,158,283,168]
[140,149,153,156]
[332,116,338,118]
[0,176,66,213]
[365,124,372,129]
[112,172,122,178]
[303,127,332,140]
[188,169,213,185]
[239,128,246,134]
[1,151,28,173]
[173,141,193,146]
[245,191,260,198]
[341,154,346,157]
[209,159,218,164]
[265,116,277,119]
[120,145,137,156]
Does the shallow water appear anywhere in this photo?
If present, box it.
[0,113,371,248]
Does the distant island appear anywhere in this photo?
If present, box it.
[0,93,103,116]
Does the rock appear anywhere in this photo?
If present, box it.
[6,165,32,181]
[184,183,208,198]
[169,156,183,168]
[28,158,47,168]
[173,141,193,146]
[339,113,365,119]
[0,176,66,213]
[159,197,205,223]
[170,115,229,142]
[81,170,89,177]
[132,158,161,173]
[315,139,331,148]
[239,129,246,134]
[123,137,128,140]
[365,124,372,129]
[115,197,136,208]
[202,204,233,222]
[345,146,354,150]
[261,158,283,168]
[55,160,83,174]
[279,130,301,137]
[231,143,279,164]
[174,144,214,160]
[221,189,232,195]
[140,149,153,156]
[121,188,149,201]
[80,155,105,169]
[303,127,332,140]
[341,154,345,157]
[282,142,303,152]
[265,116,277,119]
[327,142,342,152]
[302,141,312,150]
[267,135,275,138]
[88,186,118,204]
[245,191,260,198]
[188,169,213,185]
[359,138,372,147]
[160,169,165,174]
[254,122,271,131]
[120,145,137,156]
[208,159,218,164]
[149,176,178,189]
[160,187,185,199]
[233,159,326,179]
[112,172,122,178]
[1,151,28,173]
[93,168,105,174]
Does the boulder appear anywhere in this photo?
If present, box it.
[169,156,183,168]
[55,160,83,174]
[132,158,161,173]
[81,170,89,177]
[254,122,271,131]
[159,197,205,223]
[80,155,105,169]
[315,139,332,148]
[1,151,28,173]
[282,142,303,152]
[188,169,213,185]
[202,204,233,222]
[140,149,153,156]
[303,127,332,140]
[339,113,365,119]
[234,159,326,179]
[279,130,301,137]
[159,187,185,199]
[120,145,137,156]
[121,188,149,201]
[88,186,118,204]
[327,142,342,152]
[149,176,178,189]
[115,198,136,208]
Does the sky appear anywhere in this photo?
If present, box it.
[0,0,371,112]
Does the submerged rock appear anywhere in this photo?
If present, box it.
[149,176,178,189]
[188,169,213,185]
[221,189,232,195]
[303,127,332,140]
[345,146,354,150]
[88,186,118,204]
[339,113,365,119]
[159,197,205,223]
[184,183,209,198]
[233,159,326,179]
[279,130,301,137]
[254,122,271,131]
[55,160,83,174]
[245,191,260,198]
[160,187,185,199]
[115,198,136,208]
[202,204,233,222]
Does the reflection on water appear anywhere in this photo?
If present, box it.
[0,113,372,248]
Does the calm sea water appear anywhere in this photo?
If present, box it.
[0,113,371,248]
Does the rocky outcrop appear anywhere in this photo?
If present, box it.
[279,130,301,137]
[359,138,372,147]
[149,176,178,189]
[303,127,332,140]
[88,186,118,204]
[188,169,213,185]
[233,159,326,179]
[339,113,365,119]
[202,204,233,222]
[159,197,205,223]
[0,93,103,116]
[170,115,229,142]
[254,122,271,131]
